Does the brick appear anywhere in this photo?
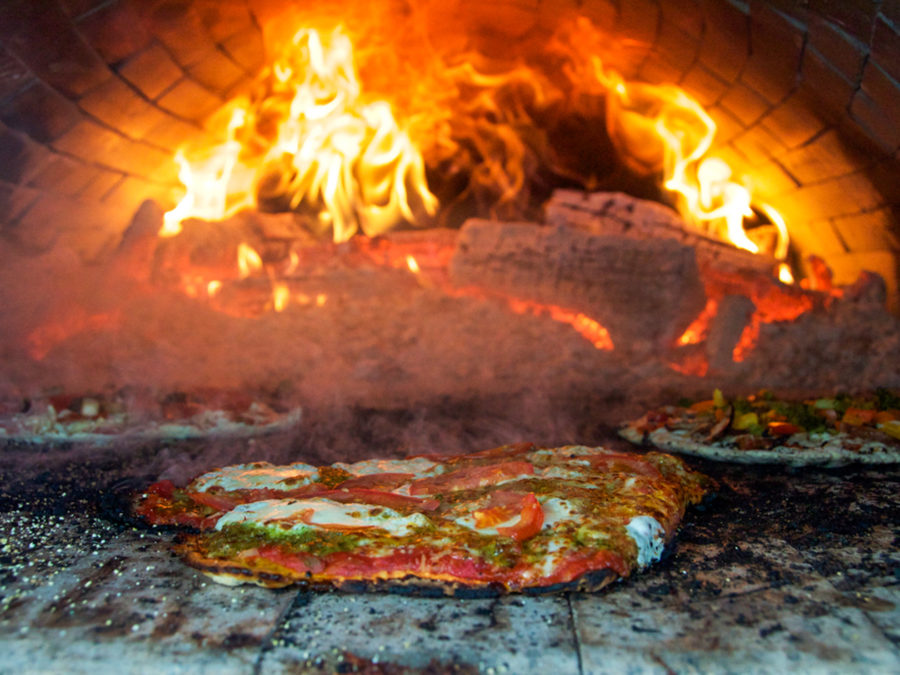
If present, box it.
[0,43,32,100]
[730,125,788,166]
[809,0,880,43]
[579,0,617,31]
[0,123,49,184]
[78,167,127,202]
[142,115,206,152]
[707,104,745,144]
[0,0,110,98]
[188,50,246,95]
[27,152,104,197]
[758,90,828,149]
[828,250,899,312]
[719,82,771,126]
[196,2,257,43]
[7,194,66,252]
[799,48,857,123]
[871,17,900,85]
[0,181,39,226]
[744,158,801,197]
[778,171,886,224]
[698,0,750,82]
[76,1,152,65]
[58,0,109,17]
[742,3,804,103]
[617,0,660,51]
[156,77,222,122]
[150,17,219,69]
[51,118,175,180]
[118,44,183,100]
[780,129,870,185]
[653,20,700,74]
[831,207,900,252]
[221,29,266,74]
[0,80,83,143]
[79,77,171,140]
[757,0,812,24]
[639,55,686,85]
[807,15,867,83]
[680,64,728,106]
[102,175,180,212]
[849,93,900,154]
[882,0,900,24]
[864,156,900,206]
[660,0,705,39]
[785,218,848,258]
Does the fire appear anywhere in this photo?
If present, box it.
[163,26,437,243]
[156,14,803,352]
[596,53,791,271]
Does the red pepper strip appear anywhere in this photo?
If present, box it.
[408,461,534,496]
[496,493,544,542]
[287,488,440,512]
[767,421,803,436]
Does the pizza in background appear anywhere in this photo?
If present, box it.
[134,443,711,595]
[0,388,301,446]
[620,389,900,467]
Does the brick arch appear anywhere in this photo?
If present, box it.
[0,0,897,308]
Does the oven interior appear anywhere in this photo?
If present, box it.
[1,0,899,671]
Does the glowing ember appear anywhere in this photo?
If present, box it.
[676,299,719,347]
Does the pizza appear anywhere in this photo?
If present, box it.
[133,443,711,595]
[0,388,301,447]
[620,389,900,467]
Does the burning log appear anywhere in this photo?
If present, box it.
[546,189,779,277]
[449,215,707,353]
[706,294,756,374]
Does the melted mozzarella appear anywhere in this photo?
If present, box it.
[536,466,598,485]
[625,515,665,568]
[334,457,442,478]
[215,498,430,537]
[191,462,318,492]
[453,511,520,535]
[540,497,582,527]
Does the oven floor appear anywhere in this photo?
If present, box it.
[1,460,898,674]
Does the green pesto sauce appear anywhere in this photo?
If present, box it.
[205,524,363,559]
[316,466,353,487]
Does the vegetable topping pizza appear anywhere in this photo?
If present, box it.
[0,388,301,446]
[620,389,900,467]
[134,443,711,595]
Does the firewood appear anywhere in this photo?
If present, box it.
[449,218,707,353]
[546,189,778,277]
[706,294,756,373]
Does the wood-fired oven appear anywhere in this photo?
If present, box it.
[1,1,898,672]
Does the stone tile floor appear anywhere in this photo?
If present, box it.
[1,459,898,674]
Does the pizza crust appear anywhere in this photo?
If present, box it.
[176,537,620,596]
[620,417,900,467]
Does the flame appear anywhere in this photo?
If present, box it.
[164,26,437,243]
[158,15,801,329]
[597,56,790,268]
[237,243,263,278]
